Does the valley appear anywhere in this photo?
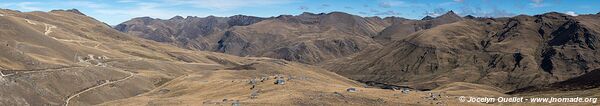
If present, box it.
[0,2,599,105]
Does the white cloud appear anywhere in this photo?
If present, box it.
[14,2,42,11]
[565,11,578,16]
[375,10,401,15]
[95,0,297,18]
[424,8,447,17]
[63,1,107,8]
[1,1,105,11]
[0,2,14,7]
[532,0,543,3]
[438,2,458,6]
[298,6,309,10]
[166,0,296,10]
[117,0,139,3]
[459,6,516,18]
[378,0,425,8]
[529,0,549,7]
[96,2,182,19]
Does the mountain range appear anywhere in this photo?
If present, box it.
[325,12,600,91]
[116,9,600,99]
[0,8,599,105]
[115,12,405,64]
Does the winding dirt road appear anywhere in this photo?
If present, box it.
[64,69,134,106]
[0,66,83,77]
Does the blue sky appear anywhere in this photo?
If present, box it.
[1,0,599,25]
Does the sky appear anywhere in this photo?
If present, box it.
[1,0,599,25]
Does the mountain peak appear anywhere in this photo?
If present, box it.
[134,16,153,19]
[300,12,317,16]
[464,15,475,19]
[433,10,463,21]
[130,16,156,23]
[65,9,85,16]
[421,16,434,20]
[230,14,250,18]
[50,9,86,16]
[0,8,21,13]
[170,16,184,20]
[541,12,565,16]
[327,11,350,15]
[536,12,572,19]
[227,15,265,26]
[276,15,294,18]
[438,10,460,18]
[447,10,456,14]
[186,16,198,19]
[206,15,218,19]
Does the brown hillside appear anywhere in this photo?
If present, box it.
[0,9,413,106]
[372,11,463,43]
[115,12,399,64]
[325,12,600,91]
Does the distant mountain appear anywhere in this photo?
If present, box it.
[116,10,600,95]
[115,12,401,64]
[114,15,265,43]
[372,11,463,43]
[325,12,600,91]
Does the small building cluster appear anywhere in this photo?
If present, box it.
[76,54,109,67]
[428,92,444,104]
[274,76,285,85]
[231,100,240,106]
[250,90,260,99]
[424,92,443,101]
[401,88,410,94]
[346,88,357,92]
